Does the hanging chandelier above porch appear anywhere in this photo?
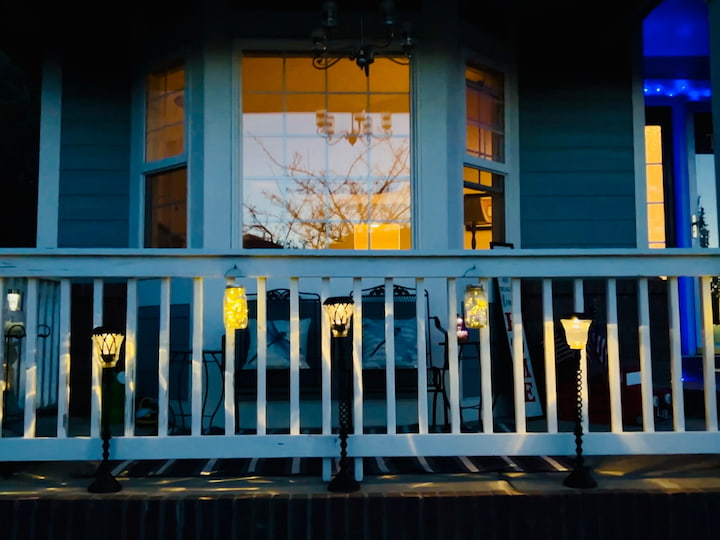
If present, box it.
[311,1,415,76]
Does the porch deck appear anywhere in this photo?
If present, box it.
[1,453,719,540]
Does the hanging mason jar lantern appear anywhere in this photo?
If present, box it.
[223,272,249,331]
[463,284,488,329]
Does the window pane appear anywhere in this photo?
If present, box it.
[466,65,504,162]
[145,168,187,248]
[242,55,412,250]
[463,166,504,249]
[145,64,185,162]
[645,125,666,248]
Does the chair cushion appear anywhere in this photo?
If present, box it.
[362,317,418,369]
[241,318,312,369]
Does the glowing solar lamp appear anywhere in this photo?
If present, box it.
[7,289,21,312]
[88,326,124,493]
[559,313,596,489]
[323,296,359,492]
[223,267,249,331]
[463,284,488,329]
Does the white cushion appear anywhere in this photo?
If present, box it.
[362,318,418,369]
[242,318,312,369]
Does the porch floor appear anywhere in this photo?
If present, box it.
[1,453,719,540]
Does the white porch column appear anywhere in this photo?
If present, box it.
[414,0,462,249]
[36,54,62,249]
[202,37,234,249]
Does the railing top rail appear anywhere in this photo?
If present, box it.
[0,248,718,279]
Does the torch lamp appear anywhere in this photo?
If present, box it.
[323,296,359,493]
[559,313,596,488]
[88,326,124,493]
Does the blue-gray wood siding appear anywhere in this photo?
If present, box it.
[58,57,130,247]
[518,43,638,248]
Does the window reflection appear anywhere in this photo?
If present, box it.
[242,55,411,249]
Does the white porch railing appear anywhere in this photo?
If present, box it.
[0,248,718,482]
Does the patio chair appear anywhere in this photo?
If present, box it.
[228,288,323,401]
[355,284,449,429]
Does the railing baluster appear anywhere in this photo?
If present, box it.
[125,279,138,437]
[289,277,300,435]
[384,278,397,433]
[23,278,39,438]
[158,278,171,436]
[191,277,204,436]
[668,276,685,432]
[256,277,267,435]
[637,277,654,431]
[91,279,103,438]
[479,277,493,434]
[510,278,526,433]
[56,279,71,438]
[352,277,364,481]
[320,278,332,481]
[542,278,557,433]
[700,276,718,430]
[606,279,623,433]
[415,277,429,434]
[446,278,461,433]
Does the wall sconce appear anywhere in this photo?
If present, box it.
[559,313,596,489]
[223,266,249,331]
[463,284,488,329]
[7,289,21,312]
[323,295,359,492]
[88,326,125,493]
[311,0,414,77]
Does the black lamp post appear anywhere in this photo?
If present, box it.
[88,326,124,493]
[323,296,359,493]
[560,313,596,489]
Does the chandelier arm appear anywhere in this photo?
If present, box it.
[386,56,411,65]
[312,56,345,70]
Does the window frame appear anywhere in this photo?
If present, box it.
[461,49,519,249]
[130,55,192,249]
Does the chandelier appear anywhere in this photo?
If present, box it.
[316,109,393,145]
[311,1,415,77]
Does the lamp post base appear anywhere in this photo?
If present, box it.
[88,463,122,493]
[563,465,597,489]
[328,468,360,493]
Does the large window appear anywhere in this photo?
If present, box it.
[241,55,411,249]
[144,63,187,248]
[463,64,506,249]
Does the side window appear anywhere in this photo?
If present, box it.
[144,63,187,248]
[463,64,506,249]
[241,55,411,249]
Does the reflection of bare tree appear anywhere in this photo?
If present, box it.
[244,138,410,249]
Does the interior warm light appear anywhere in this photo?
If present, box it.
[91,327,125,368]
[323,296,354,338]
[463,284,488,328]
[7,289,21,312]
[560,314,592,350]
[224,278,249,331]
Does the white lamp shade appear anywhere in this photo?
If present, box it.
[224,281,249,330]
[560,315,592,350]
[463,284,488,328]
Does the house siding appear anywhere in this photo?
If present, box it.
[517,40,638,248]
[57,56,131,248]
